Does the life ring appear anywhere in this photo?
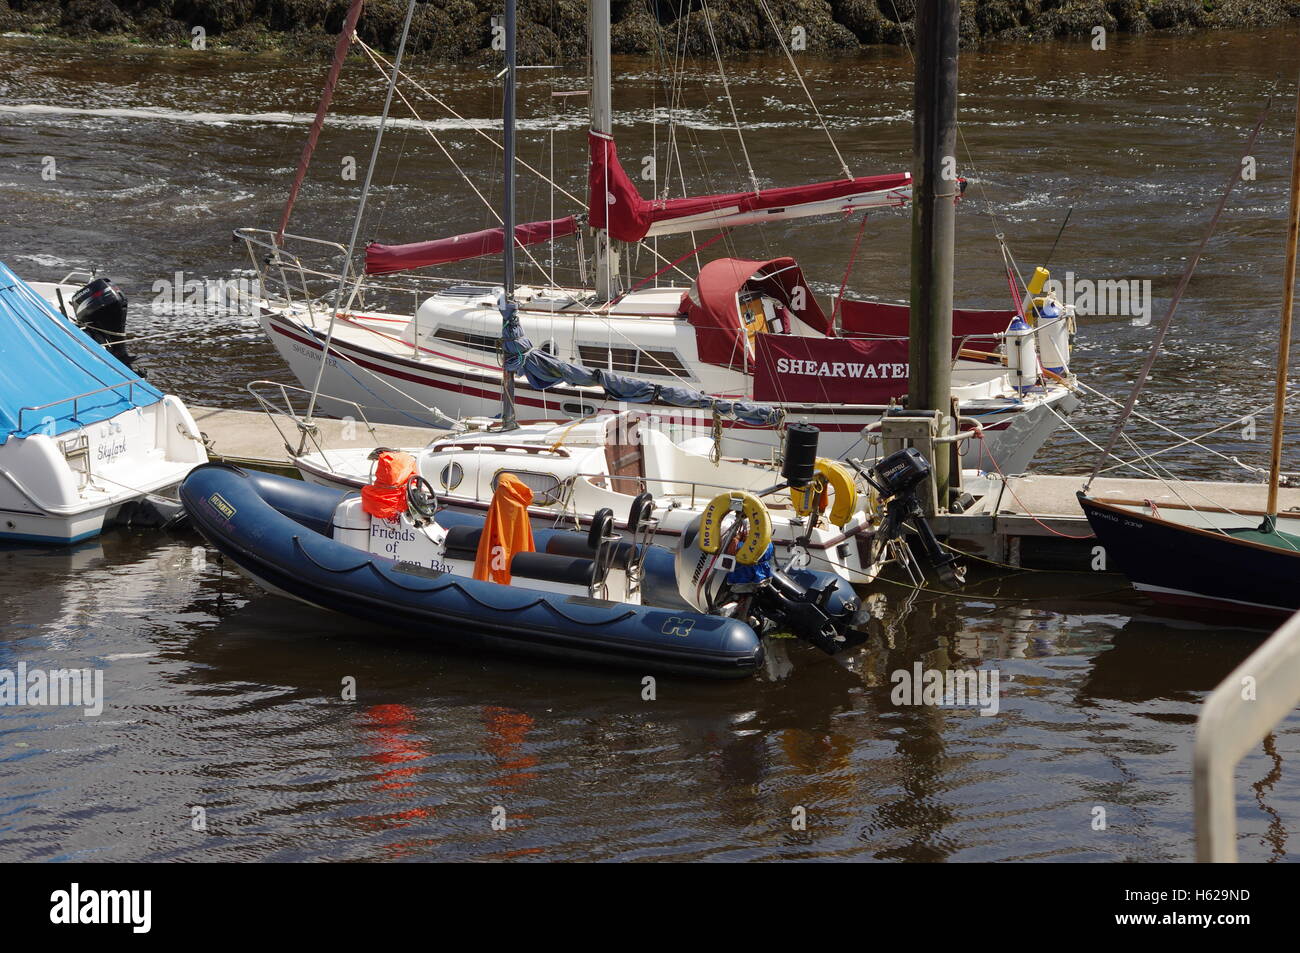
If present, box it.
[790,458,858,527]
[699,491,773,566]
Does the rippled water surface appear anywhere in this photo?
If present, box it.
[2,27,1300,861]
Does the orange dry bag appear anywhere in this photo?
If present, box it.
[361,451,418,521]
[474,473,535,584]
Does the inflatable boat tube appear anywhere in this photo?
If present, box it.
[181,464,764,678]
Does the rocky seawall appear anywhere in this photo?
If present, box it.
[2,0,1298,61]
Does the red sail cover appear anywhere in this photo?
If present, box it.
[589,132,912,243]
[838,298,1014,349]
[754,335,912,403]
[365,216,579,275]
[679,257,831,371]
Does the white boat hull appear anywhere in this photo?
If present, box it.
[260,307,1080,475]
[0,395,208,544]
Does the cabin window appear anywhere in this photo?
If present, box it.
[609,347,638,372]
[638,349,688,378]
[578,344,608,368]
[433,327,500,354]
[575,343,690,379]
[491,469,565,506]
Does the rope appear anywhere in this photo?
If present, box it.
[1084,99,1273,490]
[699,0,760,195]
[977,431,1095,540]
[756,0,852,179]
[831,211,870,326]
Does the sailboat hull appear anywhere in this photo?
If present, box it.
[260,307,1078,474]
[1079,496,1300,616]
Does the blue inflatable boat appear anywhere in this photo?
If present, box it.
[180,464,860,678]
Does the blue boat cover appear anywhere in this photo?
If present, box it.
[500,304,783,427]
[0,262,162,444]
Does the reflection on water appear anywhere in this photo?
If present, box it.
[2,532,1294,861]
[2,27,1300,861]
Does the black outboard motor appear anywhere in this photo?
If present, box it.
[71,277,134,367]
[868,447,965,587]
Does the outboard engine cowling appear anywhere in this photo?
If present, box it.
[71,277,134,367]
[867,448,966,587]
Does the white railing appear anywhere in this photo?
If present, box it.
[1194,607,1300,861]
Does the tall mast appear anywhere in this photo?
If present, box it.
[1265,71,1300,525]
[908,0,960,505]
[276,0,365,245]
[590,0,620,300]
[301,0,416,433]
[499,0,520,431]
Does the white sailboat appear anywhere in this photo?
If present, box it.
[238,0,1080,474]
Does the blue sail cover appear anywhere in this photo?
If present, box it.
[501,313,782,427]
[0,262,162,444]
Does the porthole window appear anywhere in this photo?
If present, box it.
[439,461,465,491]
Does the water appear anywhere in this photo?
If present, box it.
[2,28,1299,861]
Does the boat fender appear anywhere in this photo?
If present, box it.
[588,507,615,550]
[628,492,654,533]
[790,459,858,527]
[699,492,773,566]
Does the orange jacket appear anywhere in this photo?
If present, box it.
[474,473,536,584]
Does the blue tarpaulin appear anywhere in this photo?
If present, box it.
[0,262,162,444]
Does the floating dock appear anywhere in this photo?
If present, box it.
[189,404,1294,572]
[189,405,437,476]
[939,474,1300,570]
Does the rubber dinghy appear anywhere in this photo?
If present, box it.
[179,461,862,678]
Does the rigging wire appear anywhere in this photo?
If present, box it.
[755,0,853,179]
[1083,99,1273,491]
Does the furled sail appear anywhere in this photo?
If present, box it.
[588,132,912,243]
[496,295,781,427]
[365,216,579,275]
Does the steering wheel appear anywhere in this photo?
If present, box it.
[406,475,439,524]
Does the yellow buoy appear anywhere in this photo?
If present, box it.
[699,491,774,566]
[790,458,859,528]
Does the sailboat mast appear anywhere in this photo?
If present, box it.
[590,0,620,300]
[1266,73,1300,522]
[500,0,519,431]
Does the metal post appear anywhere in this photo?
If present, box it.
[302,0,417,429]
[500,0,519,431]
[908,0,960,507]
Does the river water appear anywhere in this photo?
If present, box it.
[1,27,1299,861]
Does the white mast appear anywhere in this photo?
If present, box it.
[590,0,620,300]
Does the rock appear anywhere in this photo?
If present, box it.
[59,0,130,34]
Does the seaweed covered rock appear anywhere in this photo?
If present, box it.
[7,0,1300,57]
[59,0,130,33]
